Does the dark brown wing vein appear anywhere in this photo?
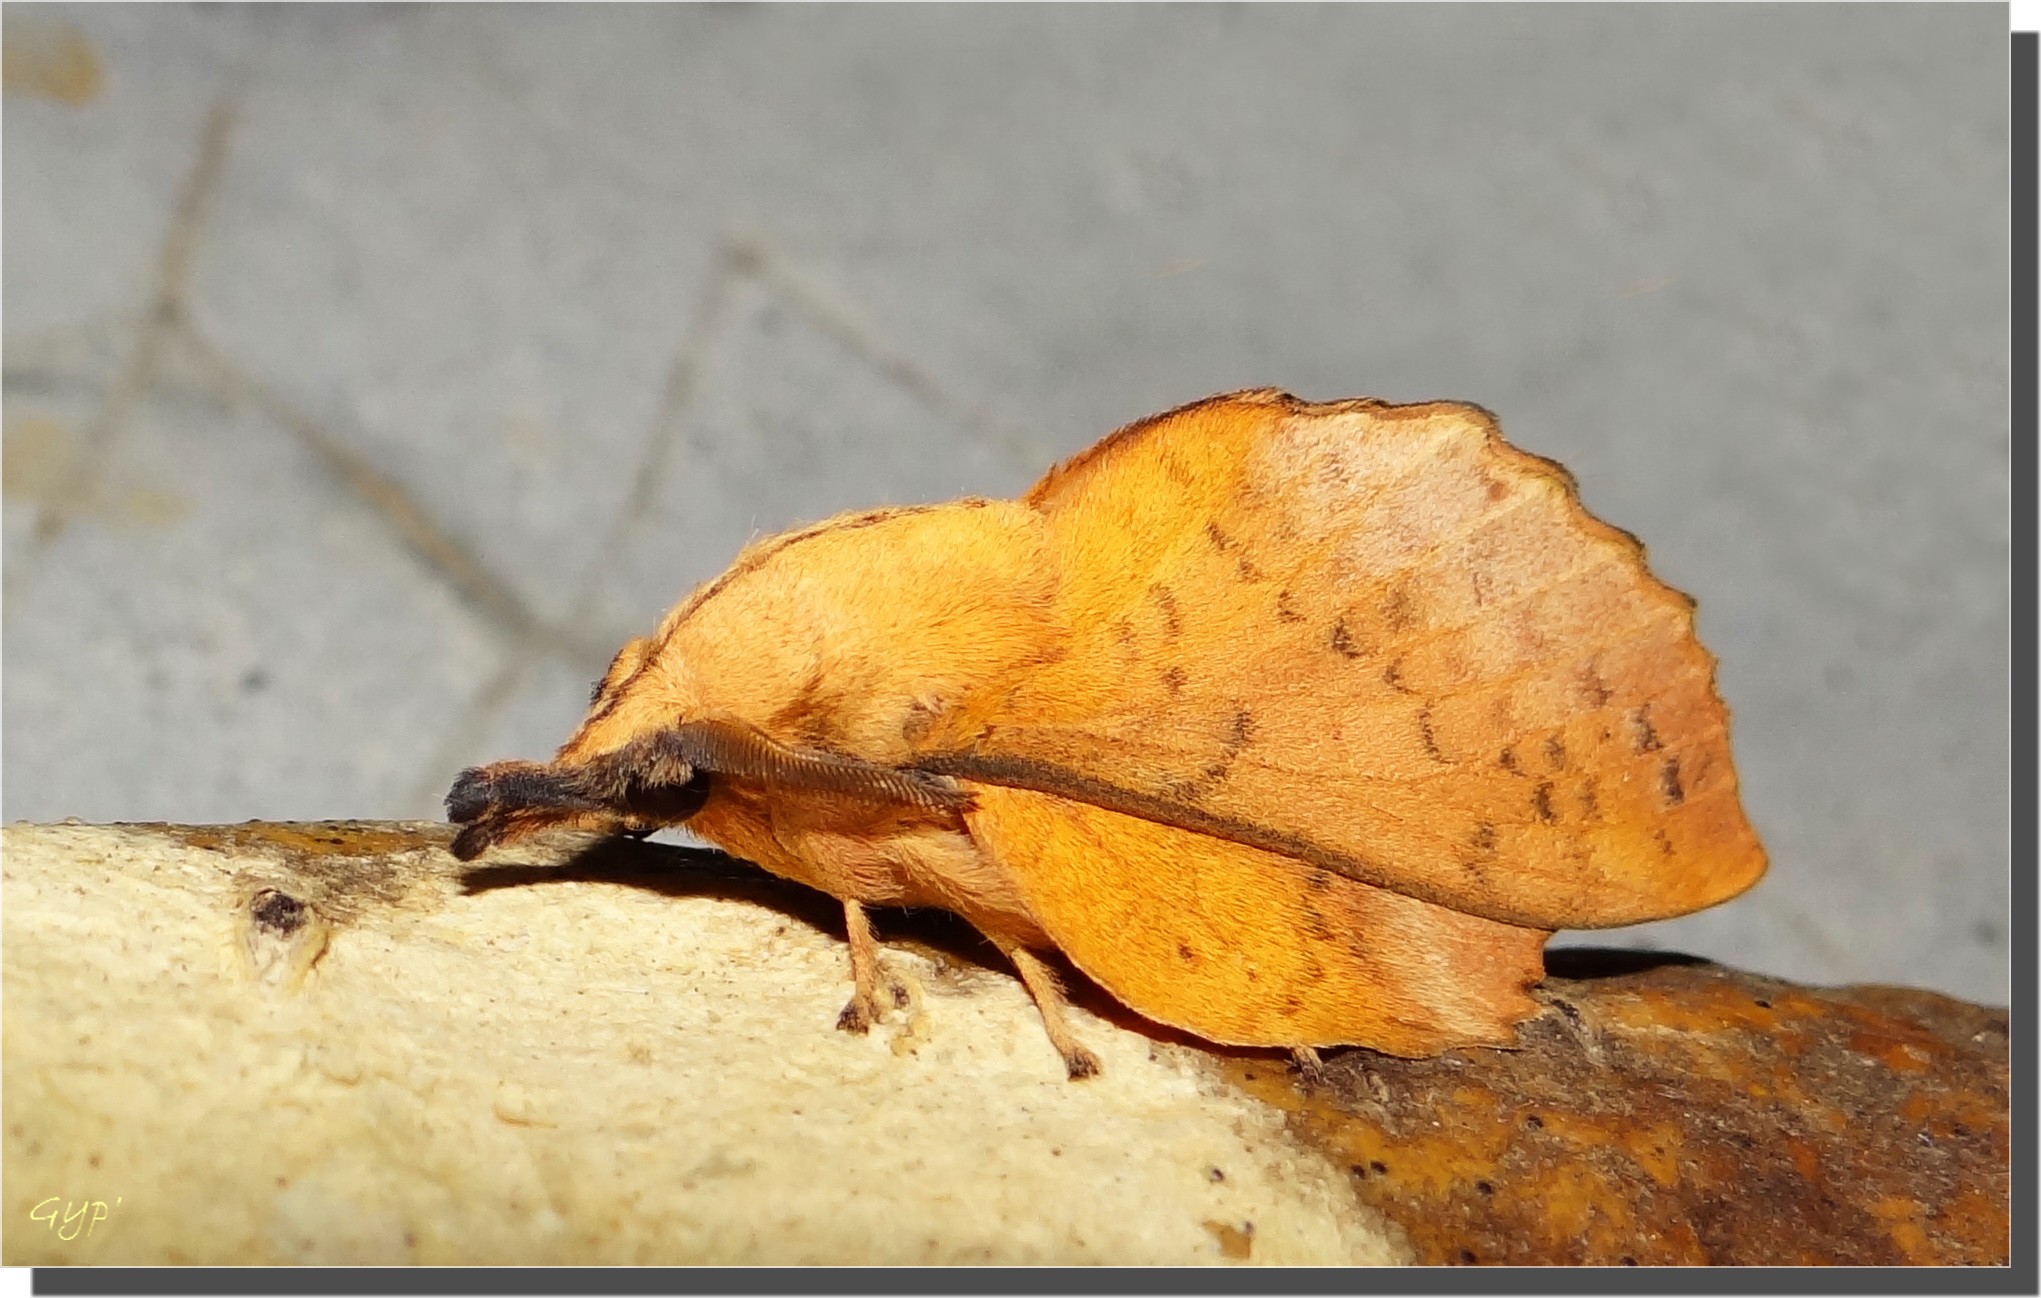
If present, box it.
[905,748,1525,918]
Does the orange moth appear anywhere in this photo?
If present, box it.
[447,390,1766,1078]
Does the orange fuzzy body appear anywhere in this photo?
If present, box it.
[447,391,1765,1060]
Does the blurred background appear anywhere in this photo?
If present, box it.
[2,5,2009,1002]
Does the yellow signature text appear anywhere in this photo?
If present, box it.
[29,1195,119,1241]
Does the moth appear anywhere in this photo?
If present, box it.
[447,390,1766,1078]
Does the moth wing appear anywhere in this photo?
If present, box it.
[923,390,1766,930]
[962,782,1547,1052]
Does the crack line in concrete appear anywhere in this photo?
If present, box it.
[398,240,751,815]
[0,319,132,390]
[571,238,749,618]
[8,214,1041,821]
[171,317,609,667]
[8,99,237,609]
[737,231,1044,473]
[398,231,1047,815]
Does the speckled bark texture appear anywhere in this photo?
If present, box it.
[1224,954,2009,1266]
[3,821,2008,1266]
[2,821,1404,1265]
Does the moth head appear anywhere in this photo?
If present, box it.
[443,733,710,862]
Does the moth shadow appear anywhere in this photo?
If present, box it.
[457,834,1012,977]
[1543,946,1713,980]
[458,833,1236,1061]
[458,843,1708,1079]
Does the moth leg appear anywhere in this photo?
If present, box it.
[1290,1046,1327,1085]
[1000,943,1102,1081]
[835,900,907,1034]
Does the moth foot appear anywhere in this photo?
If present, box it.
[836,992,880,1035]
[1290,1045,1327,1086]
[837,972,914,1034]
[1063,1045,1103,1081]
[999,943,1103,1082]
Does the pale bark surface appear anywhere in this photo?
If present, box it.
[2,821,1406,1265]
[6,820,2005,1267]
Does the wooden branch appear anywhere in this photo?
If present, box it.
[1,822,1403,1265]
[2,822,2006,1265]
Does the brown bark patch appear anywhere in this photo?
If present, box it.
[1218,953,2008,1265]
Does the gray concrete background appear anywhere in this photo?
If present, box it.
[1,5,2010,1002]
